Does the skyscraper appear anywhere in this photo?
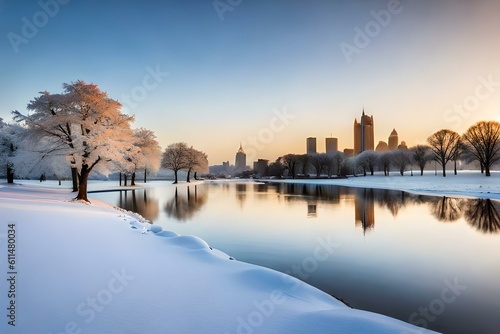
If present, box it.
[235,144,246,170]
[388,128,398,150]
[353,109,374,154]
[306,137,317,154]
[325,137,338,153]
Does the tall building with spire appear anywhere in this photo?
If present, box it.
[353,109,374,154]
[235,144,246,170]
[388,128,398,150]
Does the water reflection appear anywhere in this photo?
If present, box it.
[259,183,500,235]
[164,185,208,221]
[118,189,159,222]
[429,197,462,222]
[464,198,500,234]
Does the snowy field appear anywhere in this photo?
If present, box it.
[261,170,500,199]
[0,180,438,334]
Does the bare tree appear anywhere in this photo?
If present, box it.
[326,151,345,177]
[282,154,300,179]
[462,121,500,177]
[161,142,189,184]
[410,145,432,176]
[427,129,461,177]
[298,154,311,176]
[392,149,412,176]
[309,153,329,177]
[378,151,392,176]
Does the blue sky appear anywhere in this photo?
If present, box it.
[1,0,500,165]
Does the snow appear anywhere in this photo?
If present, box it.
[0,181,439,334]
[261,170,500,199]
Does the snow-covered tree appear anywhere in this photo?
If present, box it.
[13,80,135,201]
[356,150,378,176]
[309,153,330,177]
[392,149,412,176]
[127,128,162,185]
[0,118,17,183]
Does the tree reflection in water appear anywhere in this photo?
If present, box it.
[118,189,159,222]
[258,182,500,235]
[463,198,500,234]
[429,197,463,222]
[164,185,208,222]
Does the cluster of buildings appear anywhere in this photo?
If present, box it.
[210,109,406,176]
[307,109,407,157]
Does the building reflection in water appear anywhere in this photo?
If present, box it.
[164,185,208,222]
[258,182,500,235]
[355,188,375,232]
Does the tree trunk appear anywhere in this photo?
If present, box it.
[124,173,128,186]
[486,166,491,176]
[187,168,192,183]
[420,167,424,176]
[194,172,198,180]
[7,165,14,184]
[71,167,78,192]
[173,170,178,184]
[75,166,90,202]
[119,172,122,186]
[442,163,446,177]
[131,172,136,186]
[454,160,457,175]
[480,162,484,174]
[144,168,147,183]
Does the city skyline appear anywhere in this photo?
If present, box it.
[2,1,500,165]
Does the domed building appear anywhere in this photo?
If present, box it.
[398,141,408,150]
[375,141,389,152]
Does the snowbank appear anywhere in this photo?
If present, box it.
[0,182,438,334]
[261,170,500,199]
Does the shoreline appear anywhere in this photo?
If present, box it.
[255,170,500,200]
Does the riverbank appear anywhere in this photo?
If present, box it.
[0,181,437,334]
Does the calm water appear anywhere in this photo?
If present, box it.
[91,181,500,334]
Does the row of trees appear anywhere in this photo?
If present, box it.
[0,81,208,202]
[258,121,500,178]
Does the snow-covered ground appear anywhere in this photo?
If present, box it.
[261,170,500,199]
[0,181,438,334]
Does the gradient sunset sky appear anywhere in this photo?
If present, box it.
[1,0,500,165]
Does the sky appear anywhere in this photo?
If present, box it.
[1,0,500,165]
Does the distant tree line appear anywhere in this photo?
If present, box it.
[248,121,500,178]
[0,80,208,202]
